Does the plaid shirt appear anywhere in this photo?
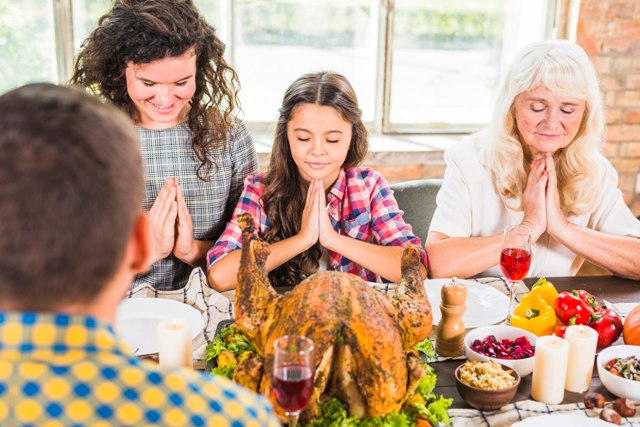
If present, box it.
[0,312,280,427]
[134,121,257,291]
[208,167,428,283]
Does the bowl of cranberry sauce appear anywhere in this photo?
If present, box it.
[463,325,536,377]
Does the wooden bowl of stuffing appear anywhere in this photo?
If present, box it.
[455,360,520,411]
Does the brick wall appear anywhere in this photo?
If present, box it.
[577,0,640,216]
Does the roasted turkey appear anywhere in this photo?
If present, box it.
[232,213,433,422]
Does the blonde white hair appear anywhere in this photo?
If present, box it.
[483,40,604,215]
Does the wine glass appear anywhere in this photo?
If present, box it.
[500,225,532,324]
[272,335,314,427]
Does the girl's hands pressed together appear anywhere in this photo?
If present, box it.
[299,179,320,249]
[299,179,339,250]
[148,177,178,263]
[318,180,339,250]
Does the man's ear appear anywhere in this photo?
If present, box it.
[128,212,151,274]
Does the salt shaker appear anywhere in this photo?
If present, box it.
[435,277,467,357]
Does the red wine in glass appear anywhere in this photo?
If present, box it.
[501,225,532,325]
[500,247,531,281]
[273,335,314,427]
[273,365,314,412]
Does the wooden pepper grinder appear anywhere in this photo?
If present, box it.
[435,277,467,357]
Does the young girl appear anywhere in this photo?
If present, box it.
[207,72,427,290]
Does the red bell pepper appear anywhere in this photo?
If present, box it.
[554,291,597,325]
[553,322,573,338]
[573,289,602,313]
[587,308,623,348]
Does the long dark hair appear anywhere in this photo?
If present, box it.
[262,71,368,287]
[69,0,240,180]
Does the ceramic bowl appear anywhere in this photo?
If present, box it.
[455,361,520,410]
[597,344,640,400]
[464,325,537,377]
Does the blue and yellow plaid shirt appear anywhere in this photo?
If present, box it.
[0,312,280,426]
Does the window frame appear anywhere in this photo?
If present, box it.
[52,0,561,135]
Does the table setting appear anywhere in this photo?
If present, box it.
[425,226,640,426]
[433,274,640,427]
[114,256,640,426]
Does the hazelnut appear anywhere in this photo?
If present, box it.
[613,398,636,417]
[583,391,605,409]
[600,408,622,424]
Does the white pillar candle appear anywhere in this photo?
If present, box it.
[564,325,599,393]
[157,318,193,369]
[531,335,570,404]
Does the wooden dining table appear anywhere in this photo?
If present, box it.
[433,275,640,409]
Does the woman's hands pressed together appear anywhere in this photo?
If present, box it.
[147,177,208,267]
[426,153,571,279]
[148,178,179,263]
[543,155,569,236]
[521,154,569,242]
[521,155,549,241]
[173,179,199,264]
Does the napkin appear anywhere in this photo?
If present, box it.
[449,399,640,426]
[603,299,639,320]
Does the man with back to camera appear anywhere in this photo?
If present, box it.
[0,83,280,426]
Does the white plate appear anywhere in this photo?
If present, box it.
[425,278,509,328]
[115,298,204,355]
[513,414,609,426]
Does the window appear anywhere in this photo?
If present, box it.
[71,0,113,50]
[0,0,57,94]
[228,0,378,125]
[0,0,555,133]
[386,0,553,132]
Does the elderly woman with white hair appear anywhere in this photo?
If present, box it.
[425,40,640,280]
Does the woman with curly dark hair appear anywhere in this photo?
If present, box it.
[70,0,257,291]
[207,71,427,290]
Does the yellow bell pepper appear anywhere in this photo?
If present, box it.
[510,292,557,336]
[529,277,558,306]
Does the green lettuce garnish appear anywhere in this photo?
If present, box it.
[415,364,437,396]
[210,365,235,379]
[205,325,256,379]
[413,338,436,360]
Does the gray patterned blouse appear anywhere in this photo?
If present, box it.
[133,121,257,290]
